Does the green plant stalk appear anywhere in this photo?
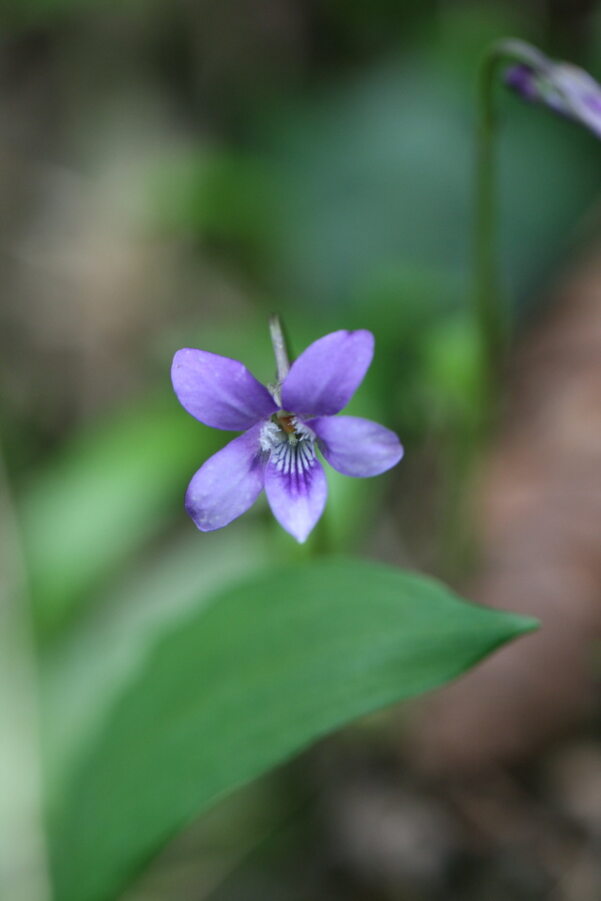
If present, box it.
[446,39,555,575]
[473,38,553,419]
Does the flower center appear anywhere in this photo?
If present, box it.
[259,412,316,476]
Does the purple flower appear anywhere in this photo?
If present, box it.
[171,330,403,542]
[505,58,601,139]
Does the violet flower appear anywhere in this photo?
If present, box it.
[171,329,403,542]
[505,57,601,139]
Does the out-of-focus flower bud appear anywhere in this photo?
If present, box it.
[505,56,601,139]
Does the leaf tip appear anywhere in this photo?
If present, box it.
[504,613,540,639]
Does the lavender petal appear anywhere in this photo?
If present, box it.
[172,348,277,430]
[264,455,327,543]
[312,415,403,477]
[185,425,264,531]
[281,330,374,417]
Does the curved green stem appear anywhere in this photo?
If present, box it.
[474,38,553,417]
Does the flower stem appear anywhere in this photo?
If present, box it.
[269,314,291,383]
[473,38,552,419]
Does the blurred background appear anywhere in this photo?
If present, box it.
[2,0,601,898]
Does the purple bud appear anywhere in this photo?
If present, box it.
[504,54,601,139]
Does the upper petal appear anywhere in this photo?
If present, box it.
[172,348,277,430]
[281,330,374,417]
[311,415,403,477]
[264,454,327,543]
[185,425,264,531]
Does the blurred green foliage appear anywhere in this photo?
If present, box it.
[2,0,599,897]
[153,45,600,319]
[19,396,222,638]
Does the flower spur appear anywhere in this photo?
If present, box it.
[171,326,403,542]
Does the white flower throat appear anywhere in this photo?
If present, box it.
[260,412,316,476]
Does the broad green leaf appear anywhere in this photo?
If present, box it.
[48,558,537,901]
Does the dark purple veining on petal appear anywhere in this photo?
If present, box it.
[264,454,328,543]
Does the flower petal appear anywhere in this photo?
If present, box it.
[264,455,327,543]
[554,64,601,138]
[185,426,264,531]
[281,330,374,417]
[312,415,403,477]
[172,348,277,430]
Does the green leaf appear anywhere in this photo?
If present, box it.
[47,558,537,901]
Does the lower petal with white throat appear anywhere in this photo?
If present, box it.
[264,452,327,543]
[260,414,326,543]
